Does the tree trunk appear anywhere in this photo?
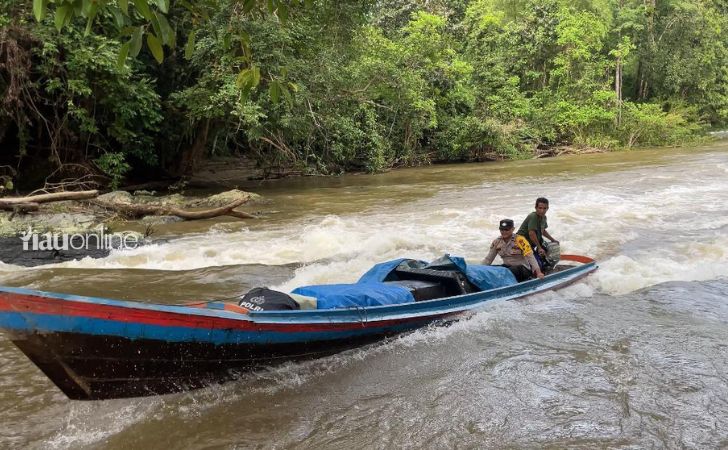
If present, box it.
[639,0,656,101]
[616,0,624,127]
[634,60,642,99]
[0,190,99,207]
[615,58,623,126]
[639,77,648,100]
[93,197,256,221]
[178,119,211,177]
[645,0,656,46]
[3,202,39,214]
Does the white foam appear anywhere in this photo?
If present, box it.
[45,399,160,448]
[8,150,728,297]
[591,243,728,296]
[0,261,24,273]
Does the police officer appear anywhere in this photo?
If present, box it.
[482,219,544,282]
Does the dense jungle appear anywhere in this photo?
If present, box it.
[1,0,727,190]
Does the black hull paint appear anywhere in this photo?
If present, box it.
[10,325,433,400]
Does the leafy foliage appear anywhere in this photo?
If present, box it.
[95,151,131,189]
[1,0,726,189]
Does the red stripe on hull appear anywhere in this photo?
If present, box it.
[0,292,452,333]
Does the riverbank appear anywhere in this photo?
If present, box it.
[139,140,713,190]
[0,189,261,266]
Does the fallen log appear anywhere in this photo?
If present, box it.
[0,202,40,212]
[94,197,257,220]
[0,189,256,221]
[0,190,99,205]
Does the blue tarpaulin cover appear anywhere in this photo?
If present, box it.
[291,282,415,310]
[463,264,517,289]
[294,255,517,310]
[432,255,517,290]
[357,255,517,290]
[357,258,410,283]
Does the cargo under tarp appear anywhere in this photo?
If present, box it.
[293,255,517,310]
[358,255,517,290]
[291,282,414,310]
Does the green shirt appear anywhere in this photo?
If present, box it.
[517,212,547,247]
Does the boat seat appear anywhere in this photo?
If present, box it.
[392,267,476,296]
[384,279,448,302]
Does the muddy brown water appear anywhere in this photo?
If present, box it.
[1,144,727,448]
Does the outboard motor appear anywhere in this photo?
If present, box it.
[545,242,561,270]
[239,287,300,311]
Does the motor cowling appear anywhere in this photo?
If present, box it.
[239,287,300,311]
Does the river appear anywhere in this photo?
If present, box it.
[1,143,727,448]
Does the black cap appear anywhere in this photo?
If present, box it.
[499,219,514,230]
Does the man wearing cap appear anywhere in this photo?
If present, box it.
[482,218,544,282]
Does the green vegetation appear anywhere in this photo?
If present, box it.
[1,0,726,189]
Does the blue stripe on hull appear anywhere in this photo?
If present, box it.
[0,311,435,345]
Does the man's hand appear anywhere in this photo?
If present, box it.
[535,270,544,279]
[538,247,546,257]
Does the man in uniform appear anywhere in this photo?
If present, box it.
[482,219,544,282]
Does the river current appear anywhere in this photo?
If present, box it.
[0,144,727,448]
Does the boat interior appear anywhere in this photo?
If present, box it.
[384,266,477,300]
[230,258,584,313]
[381,262,576,302]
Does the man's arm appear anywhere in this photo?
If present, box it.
[525,252,544,279]
[482,241,499,265]
[543,229,558,243]
[528,229,545,256]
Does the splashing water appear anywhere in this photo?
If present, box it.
[1,145,728,448]
[3,146,725,297]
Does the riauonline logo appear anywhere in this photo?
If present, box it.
[19,225,140,251]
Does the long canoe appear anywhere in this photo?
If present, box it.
[0,255,597,400]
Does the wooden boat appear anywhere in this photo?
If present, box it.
[0,255,596,400]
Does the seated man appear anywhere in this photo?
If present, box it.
[482,219,544,282]
[517,197,559,272]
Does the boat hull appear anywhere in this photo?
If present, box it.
[0,256,597,400]
[9,328,431,400]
